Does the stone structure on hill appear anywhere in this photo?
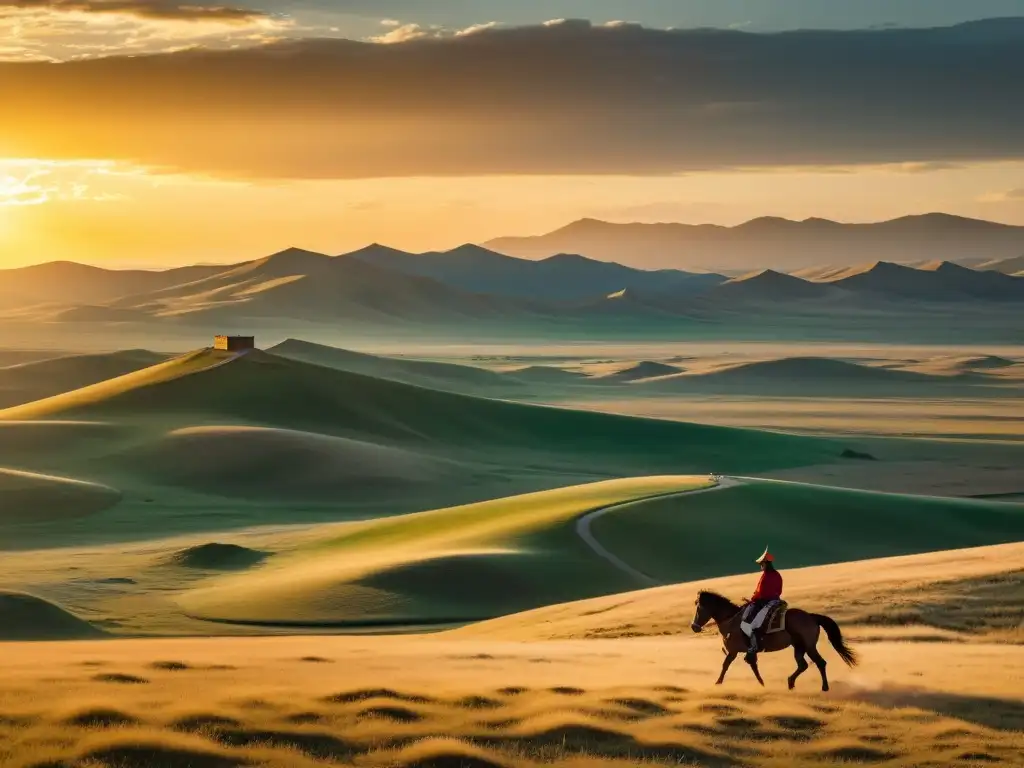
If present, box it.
[213,335,255,352]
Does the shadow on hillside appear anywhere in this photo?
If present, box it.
[832,683,1024,731]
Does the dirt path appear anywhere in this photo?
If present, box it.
[575,477,742,585]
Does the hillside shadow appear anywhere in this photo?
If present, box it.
[832,683,1024,731]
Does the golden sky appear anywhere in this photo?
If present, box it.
[3,159,1024,269]
[1,10,1023,268]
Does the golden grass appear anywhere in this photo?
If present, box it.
[0,632,1020,768]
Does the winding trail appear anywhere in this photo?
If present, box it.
[575,476,743,586]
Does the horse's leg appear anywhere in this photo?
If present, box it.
[748,656,765,686]
[716,651,737,685]
[787,643,809,691]
[807,645,829,692]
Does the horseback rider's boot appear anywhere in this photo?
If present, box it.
[744,631,758,664]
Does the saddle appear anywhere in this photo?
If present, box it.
[762,600,788,635]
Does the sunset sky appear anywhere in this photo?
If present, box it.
[1,1,1023,268]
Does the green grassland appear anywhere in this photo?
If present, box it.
[0,348,850,547]
[176,477,1023,630]
[588,478,1024,582]
[177,476,711,627]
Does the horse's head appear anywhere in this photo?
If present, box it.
[691,590,739,633]
[691,593,714,633]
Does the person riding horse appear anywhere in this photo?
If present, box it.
[739,548,783,664]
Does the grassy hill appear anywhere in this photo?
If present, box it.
[268,338,523,396]
[0,347,856,547]
[587,478,1024,584]
[178,476,1022,628]
[457,539,1024,643]
[0,349,168,408]
[0,349,842,475]
[178,476,713,626]
[0,348,234,421]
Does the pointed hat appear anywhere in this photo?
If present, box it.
[755,547,774,564]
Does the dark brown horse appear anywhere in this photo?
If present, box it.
[690,590,857,691]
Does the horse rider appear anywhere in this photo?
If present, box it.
[739,547,783,664]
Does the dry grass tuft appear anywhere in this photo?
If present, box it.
[453,696,503,711]
[358,706,425,724]
[814,743,899,762]
[60,707,140,728]
[607,698,671,717]
[325,689,434,705]
[170,714,243,733]
[91,673,148,685]
[209,727,360,760]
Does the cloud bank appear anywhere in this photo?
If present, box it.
[2,18,1023,179]
[0,0,268,21]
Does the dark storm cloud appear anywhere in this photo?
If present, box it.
[0,0,269,21]
[2,18,1023,178]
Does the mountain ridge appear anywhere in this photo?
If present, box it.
[484,213,1024,270]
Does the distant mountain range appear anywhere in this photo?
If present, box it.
[347,243,723,301]
[484,213,1024,271]
[0,217,1021,341]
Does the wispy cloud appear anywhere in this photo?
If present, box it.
[368,20,433,43]
[895,161,966,174]
[979,188,1024,203]
[2,19,1022,179]
[370,18,500,43]
[0,159,133,206]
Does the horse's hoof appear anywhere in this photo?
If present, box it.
[787,680,795,691]
[822,685,830,693]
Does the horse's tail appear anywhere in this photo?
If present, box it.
[813,613,858,667]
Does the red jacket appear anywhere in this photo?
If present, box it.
[751,568,783,601]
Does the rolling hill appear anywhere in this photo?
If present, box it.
[708,270,842,302]
[0,345,875,549]
[0,349,168,408]
[267,338,524,396]
[485,213,1024,271]
[599,361,682,382]
[0,348,842,476]
[631,356,982,397]
[347,244,725,301]
[458,539,1024,642]
[828,260,1024,301]
[977,254,1024,274]
[177,476,1023,628]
